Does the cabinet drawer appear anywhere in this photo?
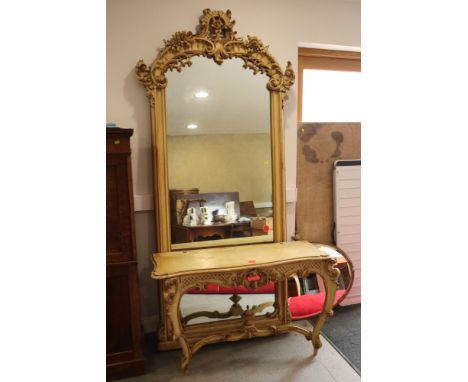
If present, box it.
[106,135,131,154]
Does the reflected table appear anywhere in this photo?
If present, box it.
[172,221,252,243]
[151,240,340,372]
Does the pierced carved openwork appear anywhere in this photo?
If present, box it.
[176,260,328,294]
[136,9,295,97]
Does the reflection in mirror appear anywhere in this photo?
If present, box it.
[180,282,276,326]
[166,56,273,248]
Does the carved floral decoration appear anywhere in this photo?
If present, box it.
[135,9,295,99]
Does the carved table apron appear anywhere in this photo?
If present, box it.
[151,241,340,372]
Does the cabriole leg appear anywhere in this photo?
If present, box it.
[163,278,192,371]
[311,260,340,356]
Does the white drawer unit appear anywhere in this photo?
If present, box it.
[334,159,361,306]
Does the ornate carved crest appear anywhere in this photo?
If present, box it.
[135,9,294,95]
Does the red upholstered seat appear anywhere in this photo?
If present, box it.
[288,290,346,319]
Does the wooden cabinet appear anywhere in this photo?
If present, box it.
[106,128,145,380]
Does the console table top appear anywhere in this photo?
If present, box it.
[151,240,329,279]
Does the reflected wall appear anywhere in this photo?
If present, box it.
[165,56,273,247]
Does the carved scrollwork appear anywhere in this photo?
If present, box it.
[243,269,268,289]
[135,9,294,94]
[163,278,178,306]
[283,62,296,91]
[268,301,280,320]
[164,31,194,52]
[180,272,242,293]
[190,322,315,357]
[163,278,178,339]
[245,35,268,54]
[179,260,328,294]
[326,257,341,282]
[135,60,158,104]
[135,60,152,88]
[200,8,237,43]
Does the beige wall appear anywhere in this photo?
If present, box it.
[168,134,272,204]
[107,0,360,330]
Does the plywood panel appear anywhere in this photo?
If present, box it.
[296,122,360,244]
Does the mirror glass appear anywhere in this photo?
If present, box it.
[180,282,276,326]
[166,56,274,249]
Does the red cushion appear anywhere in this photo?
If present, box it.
[288,290,346,319]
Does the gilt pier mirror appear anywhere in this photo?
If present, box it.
[136,9,294,349]
[136,8,294,253]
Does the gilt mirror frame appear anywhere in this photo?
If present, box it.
[136,9,294,252]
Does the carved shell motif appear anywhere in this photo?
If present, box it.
[135,9,294,95]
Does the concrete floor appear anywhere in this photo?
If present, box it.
[121,320,360,382]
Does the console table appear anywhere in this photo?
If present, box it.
[151,240,340,372]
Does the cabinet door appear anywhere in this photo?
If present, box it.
[106,154,134,263]
[106,263,143,364]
